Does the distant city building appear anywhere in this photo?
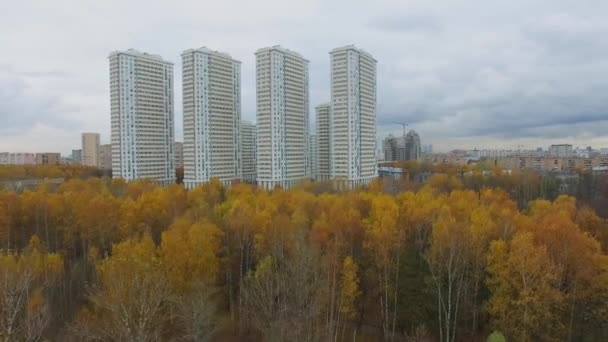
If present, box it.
[308,134,318,180]
[109,49,175,185]
[255,46,309,190]
[71,149,82,164]
[330,45,377,187]
[377,149,385,162]
[422,144,433,155]
[383,131,421,162]
[241,121,257,182]
[0,152,9,165]
[495,155,608,173]
[467,149,535,158]
[383,134,406,161]
[182,47,241,189]
[35,153,61,165]
[405,130,421,161]
[98,144,112,171]
[174,142,183,169]
[378,166,404,179]
[81,133,100,167]
[6,153,36,165]
[549,144,573,157]
[601,148,608,156]
[315,103,331,180]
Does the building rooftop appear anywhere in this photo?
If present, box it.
[255,45,309,62]
[181,47,241,63]
[108,49,173,64]
[330,45,377,62]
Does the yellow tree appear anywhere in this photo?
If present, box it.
[160,218,223,341]
[364,194,402,339]
[74,236,173,341]
[0,236,63,341]
[486,233,564,341]
[526,196,608,340]
[220,184,259,321]
[311,194,363,339]
[426,201,472,342]
[338,256,361,341]
[160,218,223,291]
[0,191,20,251]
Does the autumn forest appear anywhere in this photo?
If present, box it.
[1,165,608,341]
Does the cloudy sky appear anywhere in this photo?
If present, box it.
[1,0,607,154]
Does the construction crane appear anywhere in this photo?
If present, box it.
[392,122,408,136]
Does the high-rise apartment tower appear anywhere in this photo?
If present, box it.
[255,46,309,190]
[330,45,377,187]
[109,49,175,185]
[315,103,332,180]
[182,47,241,189]
[81,132,100,167]
[241,121,257,182]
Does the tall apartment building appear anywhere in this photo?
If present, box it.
[241,121,257,182]
[71,149,82,164]
[174,142,184,169]
[330,45,377,187]
[98,144,112,171]
[0,152,9,165]
[316,103,332,180]
[308,134,318,180]
[7,153,36,165]
[549,144,573,157]
[182,47,241,189]
[383,134,407,161]
[109,49,175,185]
[36,153,61,165]
[255,46,309,190]
[405,130,421,161]
[81,132,100,167]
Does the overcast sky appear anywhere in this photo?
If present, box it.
[1,0,608,154]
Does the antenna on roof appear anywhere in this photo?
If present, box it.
[392,122,408,137]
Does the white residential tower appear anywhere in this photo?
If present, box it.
[241,121,257,182]
[330,45,377,187]
[109,49,175,185]
[255,46,309,190]
[182,47,242,189]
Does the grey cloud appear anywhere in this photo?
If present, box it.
[0,68,83,134]
[1,0,608,153]
[368,12,441,33]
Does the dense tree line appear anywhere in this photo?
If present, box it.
[0,165,102,181]
[385,160,608,216]
[1,174,607,341]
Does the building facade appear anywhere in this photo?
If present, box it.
[405,130,421,161]
[549,144,573,157]
[6,153,36,165]
[81,132,100,167]
[174,142,184,169]
[71,149,82,164]
[182,47,241,189]
[109,49,175,185]
[35,153,61,165]
[383,134,406,162]
[255,46,309,190]
[330,45,377,187]
[316,103,332,180]
[98,144,112,171]
[308,134,318,180]
[241,121,257,182]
